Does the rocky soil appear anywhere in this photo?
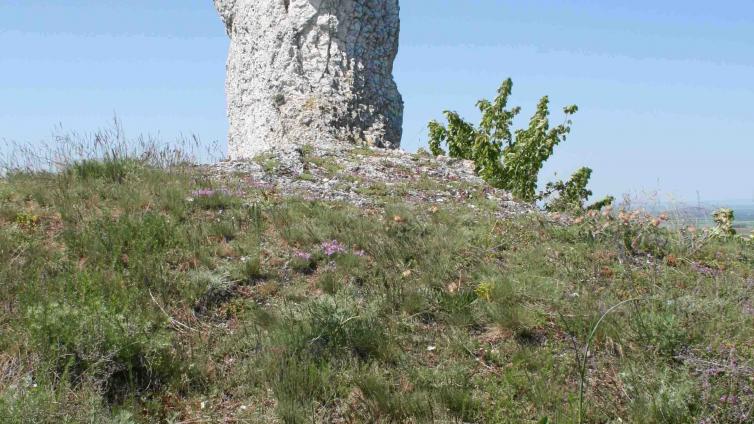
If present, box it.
[203,144,532,216]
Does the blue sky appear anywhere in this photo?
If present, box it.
[1,1,753,202]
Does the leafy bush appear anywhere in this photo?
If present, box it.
[542,167,614,212]
[429,78,610,210]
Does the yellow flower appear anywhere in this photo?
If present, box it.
[475,281,494,301]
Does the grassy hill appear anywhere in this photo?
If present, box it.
[0,150,752,423]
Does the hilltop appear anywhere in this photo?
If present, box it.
[203,144,529,216]
[0,145,752,423]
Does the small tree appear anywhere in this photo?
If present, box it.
[428,78,611,210]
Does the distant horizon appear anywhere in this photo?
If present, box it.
[615,197,754,210]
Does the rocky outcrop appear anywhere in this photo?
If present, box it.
[214,0,404,160]
[204,144,531,218]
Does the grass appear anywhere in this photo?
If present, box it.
[0,156,753,423]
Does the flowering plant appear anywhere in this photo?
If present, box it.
[290,250,315,273]
[321,240,347,257]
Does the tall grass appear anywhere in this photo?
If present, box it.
[0,117,223,176]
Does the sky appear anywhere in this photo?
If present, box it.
[1,0,753,202]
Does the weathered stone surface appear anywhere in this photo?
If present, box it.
[214,0,404,160]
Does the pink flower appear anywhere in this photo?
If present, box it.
[321,240,346,257]
[294,251,312,261]
[720,395,738,405]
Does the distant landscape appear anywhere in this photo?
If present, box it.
[618,196,754,231]
[668,202,754,231]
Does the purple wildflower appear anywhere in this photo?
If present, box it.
[294,251,312,261]
[321,240,346,257]
[720,395,738,405]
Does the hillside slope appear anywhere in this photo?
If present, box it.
[0,146,752,423]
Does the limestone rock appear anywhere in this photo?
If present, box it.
[203,144,531,218]
[214,0,404,160]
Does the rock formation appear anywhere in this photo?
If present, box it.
[214,0,404,160]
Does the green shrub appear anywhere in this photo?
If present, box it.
[24,286,175,401]
[260,299,395,422]
[429,78,610,210]
[542,167,614,212]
